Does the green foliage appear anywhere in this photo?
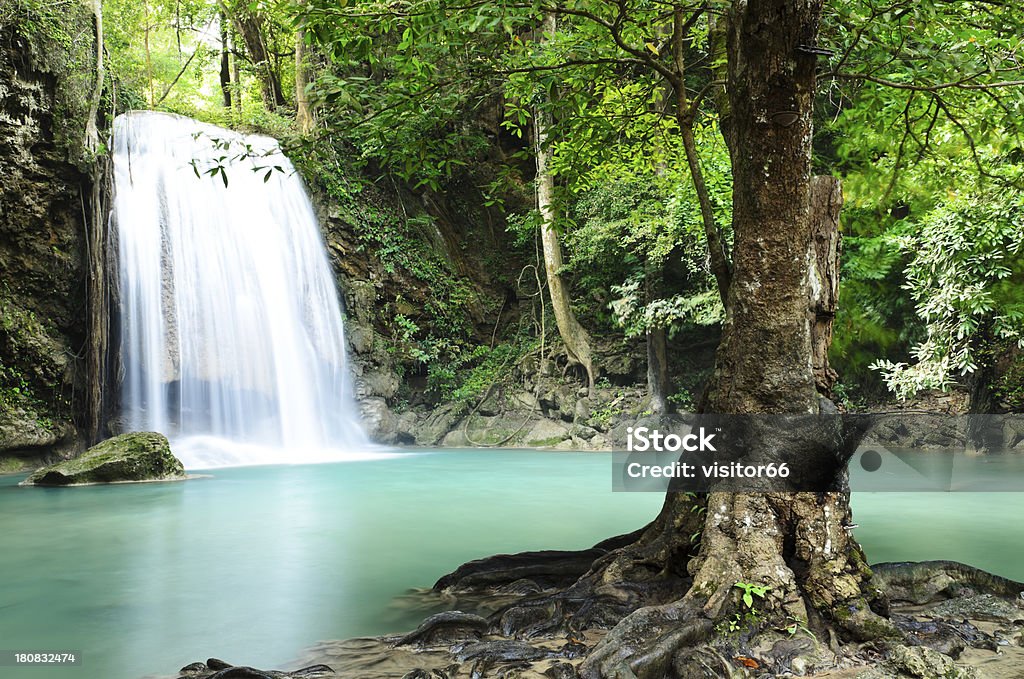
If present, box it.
[735,581,770,609]
[995,351,1024,411]
[302,0,505,191]
[2,0,73,47]
[567,148,729,337]
[718,582,770,635]
[872,180,1024,399]
[448,335,539,407]
[587,389,626,430]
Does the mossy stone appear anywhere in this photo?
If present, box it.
[21,432,185,486]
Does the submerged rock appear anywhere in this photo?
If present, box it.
[21,432,186,486]
[176,659,335,679]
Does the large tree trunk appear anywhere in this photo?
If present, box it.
[580,2,893,675]
[534,13,596,389]
[688,0,877,623]
[436,3,895,677]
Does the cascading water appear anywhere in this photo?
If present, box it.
[113,111,368,468]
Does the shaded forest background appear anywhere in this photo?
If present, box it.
[2,0,1023,441]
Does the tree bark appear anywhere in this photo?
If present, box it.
[534,13,596,389]
[809,175,842,398]
[438,4,896,677]
[690,0,885,640]
[231,27,242,116]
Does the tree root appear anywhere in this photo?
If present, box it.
[578,599,714,679]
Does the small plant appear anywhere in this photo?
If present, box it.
[782,615,818,644]
[735,581,770,609]
[718,582,771,635]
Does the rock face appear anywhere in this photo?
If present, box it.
[0,6,96,469]
[21,432,185,486]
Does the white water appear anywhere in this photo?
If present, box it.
[113,111,368,468]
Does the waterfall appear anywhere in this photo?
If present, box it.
[112,111,368,468]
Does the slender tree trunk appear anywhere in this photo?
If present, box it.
[144,1,154,105]
[967,317,998,450]
[534,13,596,389]
[224,2,286,109]
[219,10,232,109]
[85,0,107,443]
[231,28,242,117]
[294,11,314,133]
[644,257,670,414]
[84,0,103,153]
[672,8,731,305]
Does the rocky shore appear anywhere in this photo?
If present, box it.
[168,560,1024,679]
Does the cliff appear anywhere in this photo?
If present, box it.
[0,1,96,470]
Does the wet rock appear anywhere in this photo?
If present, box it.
[874,560,1024,605]
[573,398,591,423]
[928,593,1024,623]
[176,659,334,678]
[477,391,504,416]
[400,671,432,679]
[886,644,979,679]
[508,391,539,411]
[0,11,93,465]
[559,639,588,659]
[360,398,399,443]
[209,667,276,679]
[415,403,464,445]
[894,616,969,658]
[570,425,597,441]
[21,432,185,486]
[544,661,580,679]
[356,370,400,399]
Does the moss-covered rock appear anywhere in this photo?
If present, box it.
[1,1,97,460]
[21,432,185,486]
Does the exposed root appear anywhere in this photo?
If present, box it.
[578,599,714,679]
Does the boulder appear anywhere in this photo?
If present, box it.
[360,398,400,444]
[21,432,185,486]
[524,418,572,447]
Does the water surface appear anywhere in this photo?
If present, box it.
[0,449,1020,679]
